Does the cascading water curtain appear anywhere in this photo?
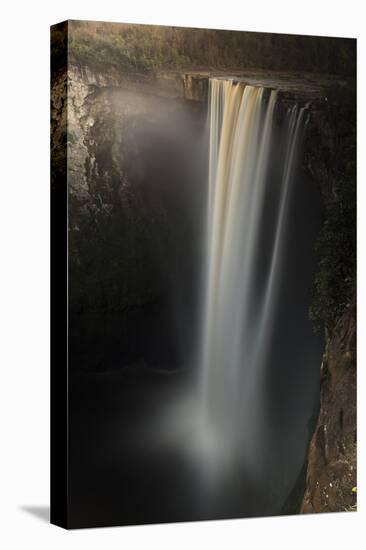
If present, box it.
[200,78,307,464]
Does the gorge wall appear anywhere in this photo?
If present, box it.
[52,64,211,372]
[301,305,356,513]
[300,81,356,513]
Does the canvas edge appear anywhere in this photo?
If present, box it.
[50,20,70,530]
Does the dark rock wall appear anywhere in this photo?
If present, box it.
[52,64,207,371]
[300,82,356,513]
[60,65,206,313]
[301,306,356,512]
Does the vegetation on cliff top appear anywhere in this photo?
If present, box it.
[52,20,355,77]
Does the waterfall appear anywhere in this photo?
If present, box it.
[199,78,307,463]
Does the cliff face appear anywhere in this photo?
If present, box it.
[301,307,356,512]
[51,63,208,370]
[299,80,356,513]
[52,64,206,314]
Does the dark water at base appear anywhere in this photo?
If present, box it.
[69,366,277,528]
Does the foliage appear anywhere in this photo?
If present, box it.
[309,84,356,333]
[65,20,356,76]
[68,196,160,313]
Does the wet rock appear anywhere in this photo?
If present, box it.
[301,306,356,513]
